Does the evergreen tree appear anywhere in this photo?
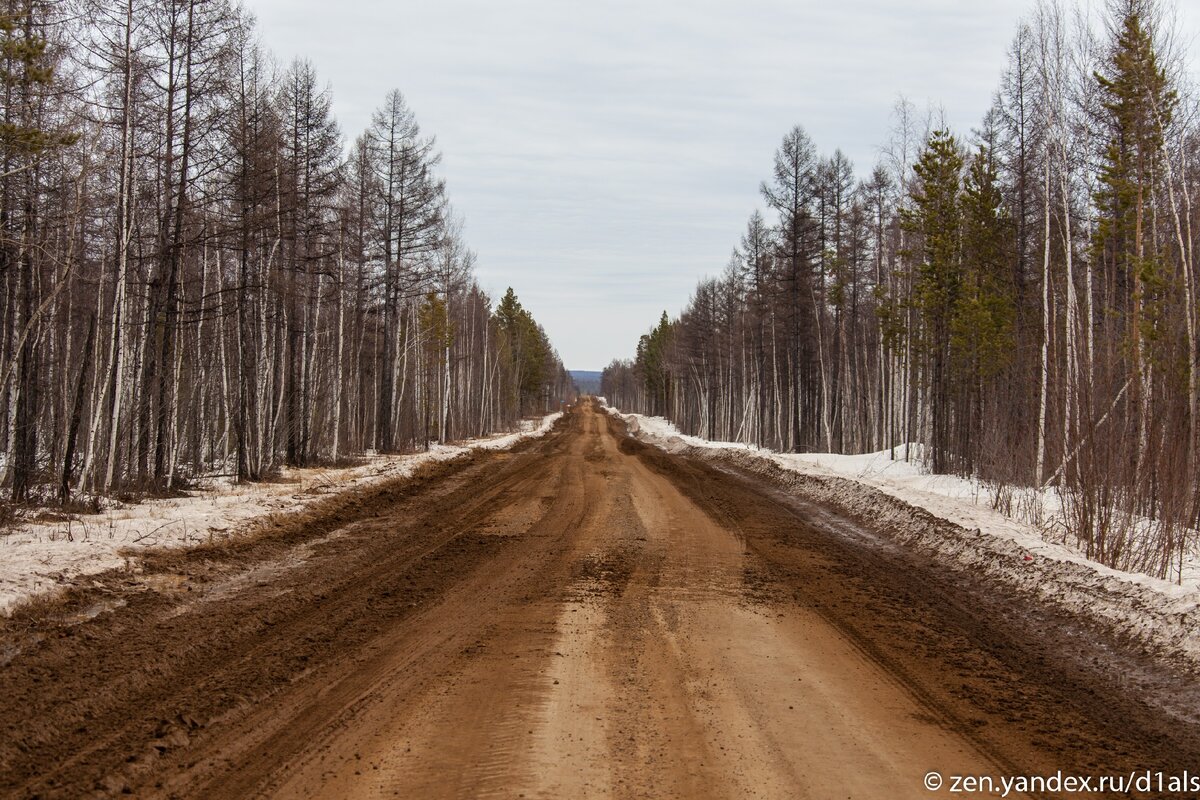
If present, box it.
[1093,0,1176,453]
[636,312,674,417]
[904,129,965,472]
[956,143,1015,471]
[494,287,555,415]
[1094,0,1174,322]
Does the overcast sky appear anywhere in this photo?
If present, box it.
[243,0,1200,371]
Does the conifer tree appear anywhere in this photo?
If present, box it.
[905,129,965,472]
[636,313,674,417]
[1093,0,1176,463]
[956,143,1015,471]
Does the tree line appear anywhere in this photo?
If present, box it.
[0,0,572,504]
[604,0,1198,580]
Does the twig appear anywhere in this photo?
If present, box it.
[132,519,177,544]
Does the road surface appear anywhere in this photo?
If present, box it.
[1,400,1196,798]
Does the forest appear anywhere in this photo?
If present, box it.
[0,0,573,504]
[604,0,1199,580]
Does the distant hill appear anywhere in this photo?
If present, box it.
[569,370,602,396]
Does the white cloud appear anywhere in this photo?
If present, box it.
[245,0,1200,369]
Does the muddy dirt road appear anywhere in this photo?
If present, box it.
[2,400,1198,799]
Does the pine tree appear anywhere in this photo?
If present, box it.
[494,288,555,415]
[636,312,674,417]
[956,143,1015,471]
[1094,0,1174,310]
[1093,0,1176,444]
[904,130,965,472]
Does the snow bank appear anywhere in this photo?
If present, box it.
[604,404,1200,666]
[0,413,562,615]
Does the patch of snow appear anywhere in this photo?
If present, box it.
[603,403,1200,666]
[621,413,755,452]
[0,413,562,615]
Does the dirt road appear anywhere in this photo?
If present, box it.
[2,401,1197,799]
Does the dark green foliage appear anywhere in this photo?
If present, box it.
[957,143,1015,381]
[904,130,965,472]
[1093,0,1175,328]
[494,288,557,415]
[900,132,1014,473]
[636,312,674,417]
[0,5,74,159]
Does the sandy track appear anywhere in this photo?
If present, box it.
[1,401,1196,799]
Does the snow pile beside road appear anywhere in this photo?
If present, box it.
[0,413,562,615]
[621,414,761,453]
[605,405,1200,666]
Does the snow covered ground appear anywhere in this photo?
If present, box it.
[0,414,562,615]
[608,405,1200,666]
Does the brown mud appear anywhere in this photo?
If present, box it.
[1,400,1196,799]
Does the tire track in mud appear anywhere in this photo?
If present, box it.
[617,416,1200,788]
[0,418,578,799]
[1,402,1197,799]
[243,415,608,800]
